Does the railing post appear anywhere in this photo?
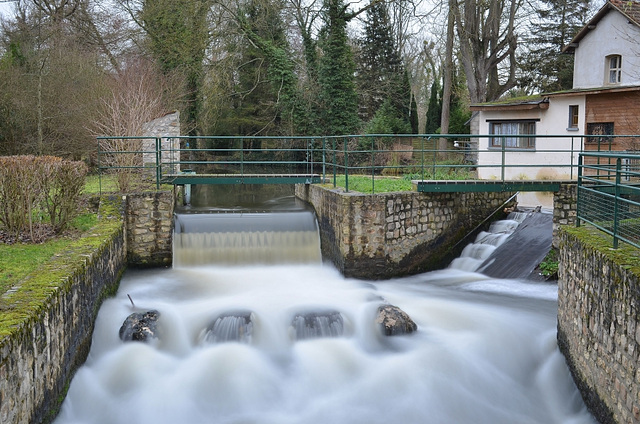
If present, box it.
[322,137,327,184]
[371,136,375,193]
[344,137,349,192]
[613,158,621,248]
[241,138,244,177]
[501,136,506,181]
[333,137,337,188]
[570,136,575,180]
[577,154,583,228]
[155,137,161,190]
[421,136,426,181]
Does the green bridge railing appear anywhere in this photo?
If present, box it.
[577,152,640,249]
[97,133,602,189]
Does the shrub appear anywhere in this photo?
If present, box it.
[0,156,87,241]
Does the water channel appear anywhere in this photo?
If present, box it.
[54,186,596,424]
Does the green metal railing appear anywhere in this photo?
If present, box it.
[97,133,602,192]
[577,151,640,249]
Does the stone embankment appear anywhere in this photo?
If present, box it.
[0,197,127,424]
[558,226,640,424]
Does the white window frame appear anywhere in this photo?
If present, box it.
[488,120,536,149]
[606,54,622,85]
[568,105,579,130]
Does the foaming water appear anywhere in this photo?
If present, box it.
[449,211,530,272]
[53,264,595,424]
[173,211,321,266]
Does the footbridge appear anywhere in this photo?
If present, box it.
[97,134,588,193]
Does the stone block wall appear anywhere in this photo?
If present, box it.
[125,191,174,267]
[295,184,515,279]
[0,198,126,424]
[553,183,578,248]
[142,111,181,173]
[558,227,640,424]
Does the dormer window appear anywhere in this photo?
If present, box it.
[606,55,622,84]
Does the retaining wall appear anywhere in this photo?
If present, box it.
[0,197,127,424]
[125,191,174,267]
[295,184,516,279]
[558,227,640,424]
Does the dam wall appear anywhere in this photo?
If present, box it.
[295,184,516,279]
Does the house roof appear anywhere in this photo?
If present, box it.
[563,0,640,53]
[469,96,549,111]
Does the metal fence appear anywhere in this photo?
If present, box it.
[577,152,640,248]
[97,134,600,191]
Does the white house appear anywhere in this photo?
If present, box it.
[470,0,640,181]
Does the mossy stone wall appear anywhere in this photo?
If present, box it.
[0,197,126,424]
[558,227,640,424]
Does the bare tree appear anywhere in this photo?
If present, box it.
[451,0,521,103]
[93,59,175,191]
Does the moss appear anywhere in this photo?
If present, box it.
[562,226,640,275]
[0,204,125,338]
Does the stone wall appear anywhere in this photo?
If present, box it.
[142,111,181,173]
[553,183,578,248]
[558,227,640,424]
[0,197,126,424]
[125,191,174,267]
[296,184,515,279]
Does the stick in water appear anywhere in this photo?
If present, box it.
[127,294,135,308]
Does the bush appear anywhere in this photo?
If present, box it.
[0,156,87,241]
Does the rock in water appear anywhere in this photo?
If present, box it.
[290,310,344,340]
[201,311,254,344]
[119,310,160,342]
[375,305,417,336]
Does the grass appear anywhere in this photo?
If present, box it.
[0,213,98,296]
[322,175,415,193]
[322,167,475,194]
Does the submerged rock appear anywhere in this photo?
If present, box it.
[290,310,344,340]
[201,311,254,344]
[375,305,417,336]
[119,310,160,342]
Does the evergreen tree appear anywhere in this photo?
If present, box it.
[424,80,442,134]
[139,0,210,135]
[356,2,413,133]
[520,0,591,93]
[317,0,359,135]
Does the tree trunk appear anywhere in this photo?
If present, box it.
[439,3,455,158]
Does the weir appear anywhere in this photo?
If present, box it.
[52,186,597,424]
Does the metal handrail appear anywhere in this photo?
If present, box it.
[96,133,637,194]
[578,151,640,249]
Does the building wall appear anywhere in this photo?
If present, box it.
[474,105,582,180]
[558,227,640,424]
[585,90,640,151]
[573,11,640,89]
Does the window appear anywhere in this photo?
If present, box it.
[606,55,622,84]
[489,121,536,149]
[586,122,614,145]
[568,105,579,130]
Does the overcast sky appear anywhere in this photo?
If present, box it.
[0,1,15,20]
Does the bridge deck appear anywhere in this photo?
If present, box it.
[415,180,572,193]
[162,173,322,185]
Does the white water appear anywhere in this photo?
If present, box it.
[54,262,595,424]
[449,212,529,272]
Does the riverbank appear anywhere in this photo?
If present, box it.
[0,196,127,424]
